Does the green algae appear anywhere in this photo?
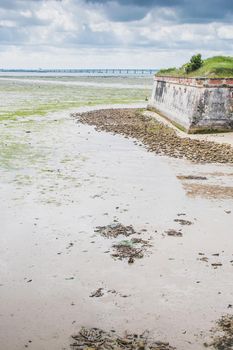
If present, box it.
[0,97,145,120]
[0,141,34,169]
[0,76,150,191]
[0,78,150,121]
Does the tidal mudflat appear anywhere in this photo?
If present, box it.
[0,76,232,350]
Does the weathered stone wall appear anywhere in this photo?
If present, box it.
[148,76,233,133]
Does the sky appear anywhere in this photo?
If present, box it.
[0,0,232,69]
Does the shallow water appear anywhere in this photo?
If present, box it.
[0,77,233,350]
[0,75,152,89]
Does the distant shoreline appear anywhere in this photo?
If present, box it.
[0,68,157,76]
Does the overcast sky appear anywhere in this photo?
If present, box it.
[0,0,232,68]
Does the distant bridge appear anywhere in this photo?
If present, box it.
[0,68,157,75]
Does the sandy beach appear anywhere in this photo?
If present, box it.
[0,104,232,350]
[1,0,233,348]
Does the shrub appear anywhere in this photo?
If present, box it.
[185,54,203,73]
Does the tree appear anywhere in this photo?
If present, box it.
[185,54,203,73]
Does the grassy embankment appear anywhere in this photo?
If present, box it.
[156,56,233,78]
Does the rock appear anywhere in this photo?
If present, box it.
[73,109,233,164]
[166,229,183,237]
[90,288,104,298]
[128,257,134,264]
[174,219,193,225]
[70,327,175,350]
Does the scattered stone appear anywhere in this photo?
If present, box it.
[199,257,209,262]
[166,229,182,237]
[128,257,134,264]
[131,237,151,245]
[204,314,233,350]
[73,109,233,164]
[66,242,74,249]
[111,236,152,261]
[174,219,193,226]
[90,288,130,298]
[177,175,207,180]
[70,327,175,350]
[211,263,223,268]
[90,288,104,298]
[107,289,130,298]
[95,223,152,261]
[111,240,144,261]
[225,210,231,214]
[95,223,136,238]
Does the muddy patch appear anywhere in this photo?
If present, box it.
[183,183,233,199]
[70,327,175,350]
[95,223,136,238]
[204,314,233,350]
[95,223,152,263]
[111,238,152,263]
[177,175,207,180]
[197,252,232,269]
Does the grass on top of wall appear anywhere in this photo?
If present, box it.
[156,56,233,78]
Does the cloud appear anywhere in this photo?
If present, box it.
[85,0,233,23]
[0,0,232,68]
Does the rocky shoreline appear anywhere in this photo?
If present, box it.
[73,108,233,164]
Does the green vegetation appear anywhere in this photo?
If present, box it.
[0,80,150,121]
[0,139,44,169]
[156,55,233,78]
[0,77,151,171]
[185,54,203,73]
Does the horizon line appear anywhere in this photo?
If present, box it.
[0,68,158,72]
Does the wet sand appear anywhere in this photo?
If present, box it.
[0,104,233,350]
[0,77,151,90]
[145,110,233,147]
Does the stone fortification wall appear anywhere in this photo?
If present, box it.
[148,76,233,133]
